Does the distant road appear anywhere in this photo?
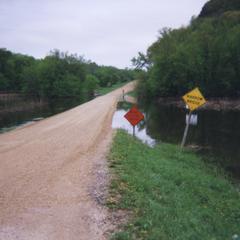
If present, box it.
[0,81,135,240]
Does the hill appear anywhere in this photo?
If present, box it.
[199,0,240,18]
[134,0,240,99]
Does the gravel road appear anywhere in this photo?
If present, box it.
[0,82,135,240]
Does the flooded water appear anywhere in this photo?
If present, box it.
[0,98,84,133]
[112,101,240,179]
[112,109,156,146]
[1,95,240,179]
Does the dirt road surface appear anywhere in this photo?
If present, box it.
[0,82,135,240]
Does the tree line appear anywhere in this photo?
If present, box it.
[0,49,134,100]
[134,0,240,99]
[199,0,240,18]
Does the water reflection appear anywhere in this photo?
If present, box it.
[113,101,240,179]
[0,97,84,133]
[112,108,156,147]
[143,102,240,179]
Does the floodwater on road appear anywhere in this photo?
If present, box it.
[112,101,240,180]
[1,95,239,180]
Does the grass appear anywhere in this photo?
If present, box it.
[97,82,128,95]
[126,90,137,98]
[108,130,240,240]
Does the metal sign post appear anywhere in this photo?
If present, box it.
[181,111,192,148]
[181,88,207,149]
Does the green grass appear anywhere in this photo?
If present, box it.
[127,90,137,98]
[97,82,128,95]
[108,130,240,240]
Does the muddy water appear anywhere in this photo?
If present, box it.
[112,101,240,179]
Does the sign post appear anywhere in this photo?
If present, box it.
[181,88,206,148]
[124,106,144,136]
[181,112,192,148]
[133,125,136,137]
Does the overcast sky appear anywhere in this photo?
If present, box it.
[0,0,208,68]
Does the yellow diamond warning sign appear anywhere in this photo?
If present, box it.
[182,88,206,111]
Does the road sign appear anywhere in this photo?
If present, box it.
[182,88,206,112]
[186,114,198,126]
[124,106,144,127]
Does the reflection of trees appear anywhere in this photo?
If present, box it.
[137,118,146,131]
[196,110,240,166]
[144,103,186,144]
[142,101,240,168]
[0,98,83,131]
[117,102,133,111]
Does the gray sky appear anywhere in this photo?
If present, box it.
[0,0,208,68]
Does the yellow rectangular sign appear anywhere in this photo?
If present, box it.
[182,88,206,111]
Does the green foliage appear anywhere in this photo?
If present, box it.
[0,48,35,91]
[0,73,8,90]
[96,66,133,88]
[0,49,135,99]
[126,90,137,98]
[135,8,240,99]
[199,0,240,18]
[21,62,42,98]
[97,82,127,95]
[108,130,240,239]
[131,52,150,70]
[83,74,99,98]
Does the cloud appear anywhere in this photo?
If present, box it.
[0,0,208,68]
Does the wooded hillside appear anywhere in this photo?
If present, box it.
[134,0,240,99]
[199,0,240,18]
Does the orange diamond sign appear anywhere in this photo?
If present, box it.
[124,106,144,126]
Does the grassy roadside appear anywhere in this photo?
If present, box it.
[126,90,137,98]
[108,130,240,240]
[97,82,128,95]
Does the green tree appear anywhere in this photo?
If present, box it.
[136,6,240,99]
[83,74,99,98]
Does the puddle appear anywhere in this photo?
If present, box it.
[112,103,156,147]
